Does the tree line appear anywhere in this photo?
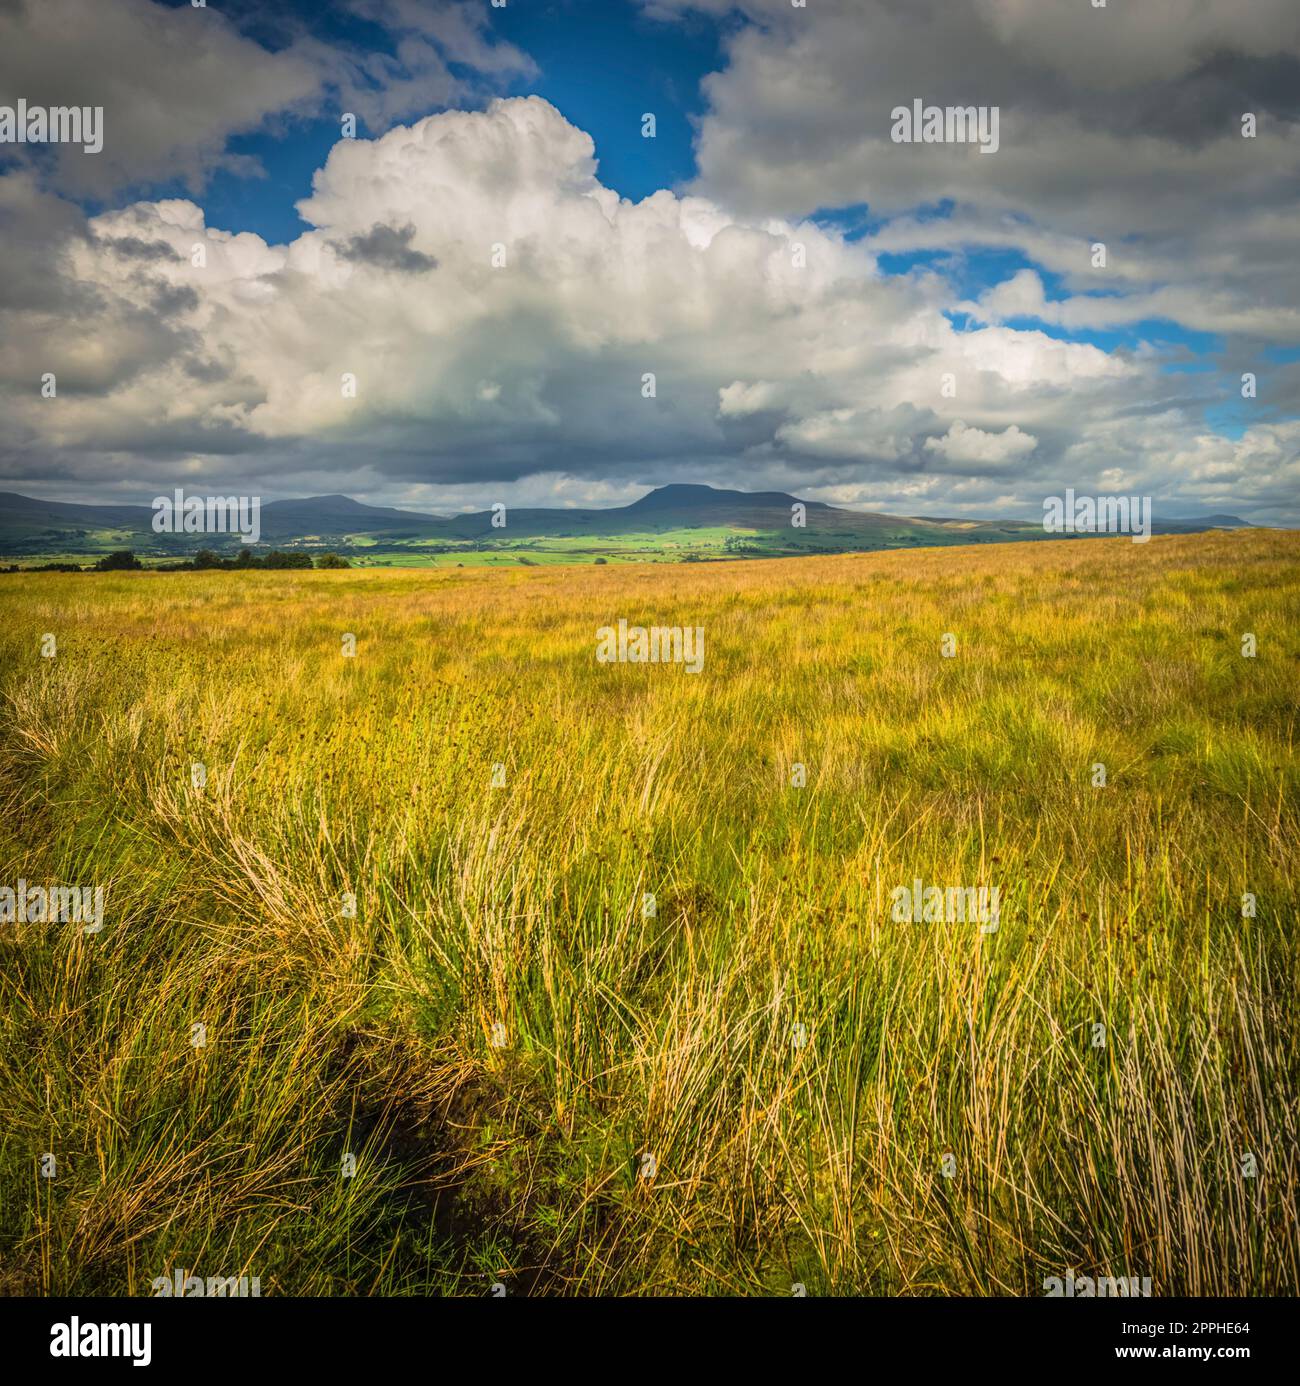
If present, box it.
[4,549,351,573]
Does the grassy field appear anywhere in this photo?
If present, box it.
[1,530,1297,1296]
[2,523,1027,570]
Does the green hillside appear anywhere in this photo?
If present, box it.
[0,485,1245,568]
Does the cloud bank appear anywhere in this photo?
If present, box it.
[0,0,1296,521]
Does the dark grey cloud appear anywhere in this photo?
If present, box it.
[148,280,200,316]
[0,0,537,197]
[337,223,437,273]
[98,235,180,263]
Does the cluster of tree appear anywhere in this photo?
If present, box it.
[96,551,144,570]
[191,548,350,569]
[3,550,351,573]
[1,561,86,573]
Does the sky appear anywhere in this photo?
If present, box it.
[1,0,1297,522]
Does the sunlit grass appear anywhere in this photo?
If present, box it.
[1,529,1297,1295]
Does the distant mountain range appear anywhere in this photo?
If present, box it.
[0,484,1255,566]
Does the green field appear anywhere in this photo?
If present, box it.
[1,530,1297,1295]
[0,485,1066,569]
[0,522,1040,570]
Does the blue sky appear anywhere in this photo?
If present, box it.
[151,0,720,241]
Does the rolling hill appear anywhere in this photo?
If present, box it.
[0,485,1254,567]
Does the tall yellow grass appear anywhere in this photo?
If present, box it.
[1,530,1297,1294]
